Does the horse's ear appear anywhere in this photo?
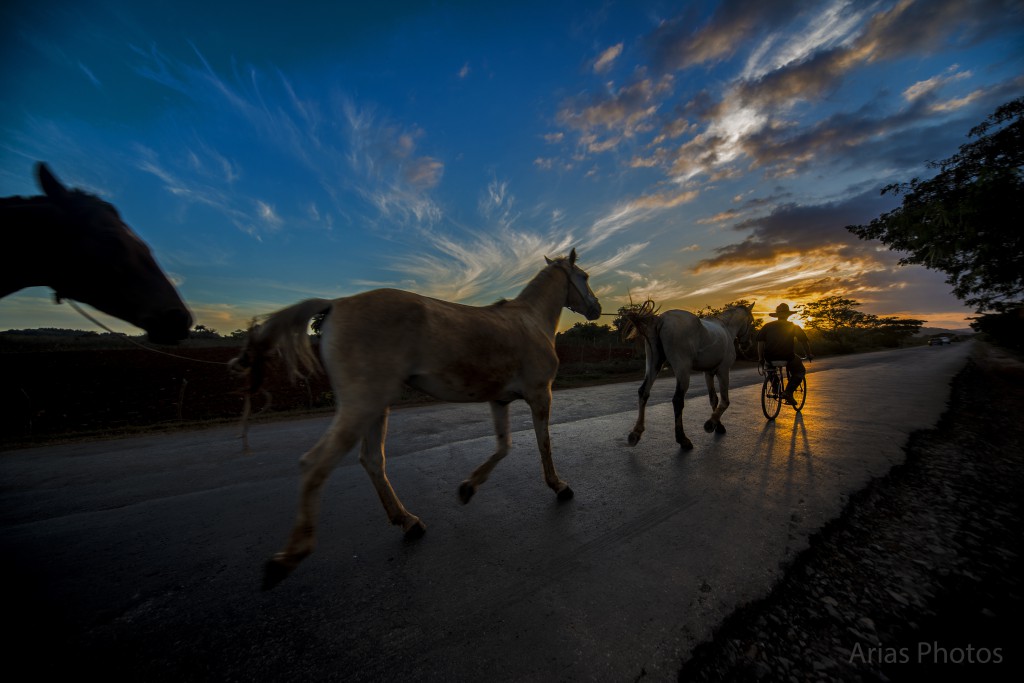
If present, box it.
[36,163,69,200]
[545,255,554,265]
[569,248,577,265]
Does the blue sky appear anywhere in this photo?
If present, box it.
[2,0,1022,334]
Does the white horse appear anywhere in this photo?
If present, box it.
[623,303,755,450]
[230,249,601,588]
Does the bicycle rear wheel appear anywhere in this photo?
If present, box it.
[761,373,782,419]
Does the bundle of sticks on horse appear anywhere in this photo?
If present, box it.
[0,162,192,344]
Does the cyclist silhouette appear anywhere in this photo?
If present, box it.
[756,303,813,405]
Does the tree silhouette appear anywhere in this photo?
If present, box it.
[802,296,923,351]
[847,98,1024,313]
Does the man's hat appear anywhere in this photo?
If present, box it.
[769,303,793,318]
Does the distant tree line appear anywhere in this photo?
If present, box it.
[799,296,924,352]
[554,295,926,354]
[3,293,933,356]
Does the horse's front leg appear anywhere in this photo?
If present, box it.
[702,370,729,435]
[672,371,693,450]
[359,409,426,536]
[527,387,573,501]
[459,400,512,504]
[628,341,664,446]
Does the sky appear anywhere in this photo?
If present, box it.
[2,0,1022,335]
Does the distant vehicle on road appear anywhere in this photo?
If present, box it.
[928,336,951,346]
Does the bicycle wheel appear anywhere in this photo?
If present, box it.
[761,372,782,419]
[792,375,807,411]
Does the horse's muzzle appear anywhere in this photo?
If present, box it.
[144,307,193,344]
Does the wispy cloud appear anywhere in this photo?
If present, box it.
[129,43,449,240]
[587,188,699,247]
[556,74,674,154]
[7,0,1017,337]
[393,225,577,302]
[593,43,623,73]
[741,1,865,81]
[646,0,805,72]
[134,145,282,240]
[680,189,955,313]
[903,66,971,102]
[478,177,517,229]
[693,191,891,271]
[552,0,1021,191]
[78,62,102,88]
[342,99,445,226]
[125,40,624,310]
[529,1,1021,325]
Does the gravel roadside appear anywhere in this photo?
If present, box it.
[678,342,1024,682]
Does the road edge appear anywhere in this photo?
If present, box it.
[677,342,1024,681]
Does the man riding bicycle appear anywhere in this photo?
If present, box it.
[756,303,813,406]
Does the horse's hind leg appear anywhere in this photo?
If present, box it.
[703,370,729,435]
[628,377,653,446]
[628,341,664,446]
[265,412,362,590]
[671,370,694,450]
[704,370,719,412]
[459,400,512,504]
[360,409,425,537]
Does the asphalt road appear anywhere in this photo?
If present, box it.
[0,342,971,681]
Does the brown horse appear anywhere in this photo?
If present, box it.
[0,163,192,343]
[231,249,601,588]
[623,303,755,450]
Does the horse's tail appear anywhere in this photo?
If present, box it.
[620,298,661,345]
[228,298,334,393]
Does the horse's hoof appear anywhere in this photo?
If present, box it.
[627,432,641,446]
[715,422,726,435]
[703,419,715,433]
[403,519,427,539]
[262,557,294,591]
[458,481,476,505]
[678,438,694,451]
[557,485,575,502]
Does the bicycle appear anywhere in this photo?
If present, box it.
[759,357,808,420]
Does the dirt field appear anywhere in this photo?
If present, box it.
[0,340,641,446]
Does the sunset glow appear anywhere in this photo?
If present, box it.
[3,0,1018,335]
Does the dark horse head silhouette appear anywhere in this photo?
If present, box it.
[1,163,192,343]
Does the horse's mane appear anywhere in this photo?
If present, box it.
[709,304,745,321]
[619,298,660,344]
[516,255,572,299]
